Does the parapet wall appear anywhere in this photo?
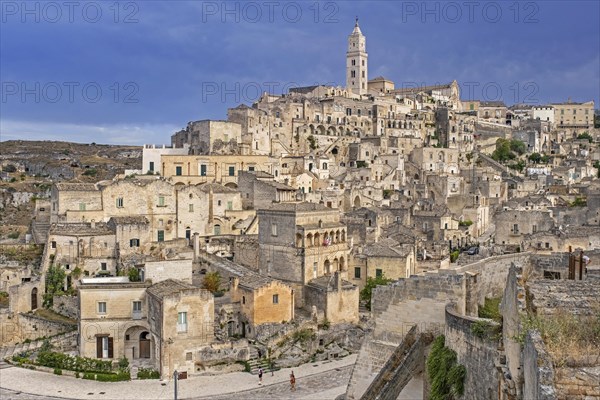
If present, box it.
[454,252,531,315]
[523,330,557,400]
[445,303,500,400]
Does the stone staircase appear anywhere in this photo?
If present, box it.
[0,331,78,361]
[31,220,50,244]
[246,346,280,375]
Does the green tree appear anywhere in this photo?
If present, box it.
[202,271,221,294]
[491,139,514,162]
[44,265,66,307]
[509,139,527,155]
[528,152,542,163]
[360,273,393,310]
[577,132,593,143]
[127,268,140,282]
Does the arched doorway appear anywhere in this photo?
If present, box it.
[185,227,191,241]
[353,196,361,208]
[31,287,38,310]
[139,331,151,359]
[324,260,331,275]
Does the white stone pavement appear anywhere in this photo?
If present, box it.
[0,354,357,400]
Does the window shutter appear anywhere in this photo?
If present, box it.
[96,337,102,358]
[107,337,114,358]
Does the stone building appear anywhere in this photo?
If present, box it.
[237,171,297,210]
[171,120,243,155]
[552,100,595,131]
[146,279,214,378]
[257,202,354,309]
[495,209,556,247]
[78,277,152,363]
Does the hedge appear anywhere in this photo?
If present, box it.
[37,351,112,373]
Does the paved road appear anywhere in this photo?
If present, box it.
[195,365,352,400]
[0,356,357,400]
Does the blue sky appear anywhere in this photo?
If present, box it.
[1,0,599,144]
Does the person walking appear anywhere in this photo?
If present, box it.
[258,367,263,385]
[290,371,296,391]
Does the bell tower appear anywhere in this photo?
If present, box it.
[346,18,368,95]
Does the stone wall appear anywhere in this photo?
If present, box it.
[454,252,531,315]
[523,330,557,400]
[554,366,600,399]
[360,325,426,400]
[530,252,570,279]
[345,336,399,399]
[0,312,76,346]
[371,271,465,341]
[52,294,78,319]
[445,303,500,400]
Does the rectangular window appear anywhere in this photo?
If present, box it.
[133,301,142,312]
[354,267,361,279]
[189,204,194,212]
[175,166,182,176]
[79,203,86,211]
[98,302,107,314]
[272,294,279,304]
[271,223,278,236]
[248,166,255,172]
[116,197,124,208]
[158,196,165,207]
[177,312,187,332]
[227,201,232,210]
[157,230,165,242]
[375,269,383,278]
[532,225,537,233]
[149,161,154,172]
[101,262,107,271]
[200,164,207,176]
[129,238,140,247]
[228,166,235,176]
[513,224,519,233]
[51,241,56,249]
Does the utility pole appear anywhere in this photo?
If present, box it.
[173,370,178,400]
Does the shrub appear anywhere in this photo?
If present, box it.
[127,268,140,282]
[117,356,129,371]
[202,271,221,294]
[96,371,130,382]
[570,197,587,207]
[450,250,460,263]
[83,372,96,380]
[458,220,473,227]
[82,168,97,177]
[471,320,501,341]
[292,328,316,344]
[137,368,160,379]
[37,351,113,373]
[236,360,251,373]
[427,335,466,400]
[478,297,502,322]
[319,318,330,330]
[577,132,593,143]
[43,265,66,307]
[53,368,62,375]
[7,232,20,239]
[360,273,393,310]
